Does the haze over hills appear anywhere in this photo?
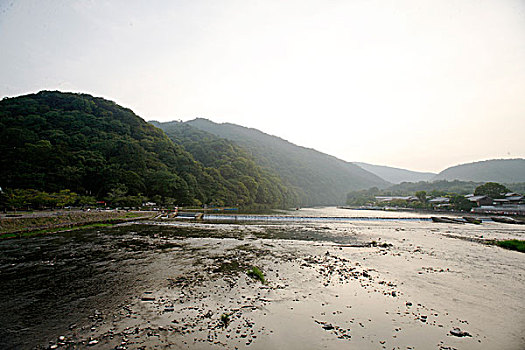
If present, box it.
[353,162,436,184]
[155,118,390,206]
[433,158,525,183]
[3,91,522,209]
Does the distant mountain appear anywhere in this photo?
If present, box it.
[155,118,389,206]
[353,162,435,184]
[433,159,525,183]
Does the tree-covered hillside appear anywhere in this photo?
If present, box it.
[151,121,299,206]
[433,159,525,183]
[158,118,389,205]
[0,91,294,207]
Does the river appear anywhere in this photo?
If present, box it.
[1,207,524,349]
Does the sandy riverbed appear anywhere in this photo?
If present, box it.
[1,207,524,349]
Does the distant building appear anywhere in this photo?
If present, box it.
[466,195,493,207]
[494,195,524,206]
[428,197,450,204]
[375,196,419,203]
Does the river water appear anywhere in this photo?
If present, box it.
[1,207,524,349]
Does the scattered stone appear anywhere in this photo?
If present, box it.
[87,339,99,346]
[322,323,335,330]
[450,328,471,337]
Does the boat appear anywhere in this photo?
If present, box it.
[431,216,465,224]
[491,216,525,225]
[463,216,482,225]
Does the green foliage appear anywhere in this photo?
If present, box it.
[152,121,299,207]
[0,91,293,207]
[0,188,88,210]
[449,194,474,211]
[246,266,266,284]
[474,182,510,199]
[346,180,494,206]
[0,91,209,203]
[220,313,231,327]
[415,191,427,203]
[494,240,525,253]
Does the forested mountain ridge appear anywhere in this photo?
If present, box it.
[156,118,390,205]
[150,121,299,206]
[0,91,295,207]
[353,162,436,184]
[433,159,525,183]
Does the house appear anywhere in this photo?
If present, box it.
[494,195,524,206]
[466,195,493,207]
[428,197,450,204]
[375,196,419,203]
[505,195,524,204]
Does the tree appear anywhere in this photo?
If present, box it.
[474,182,509,199]
[415,191,427,203]
[449,194,474,212]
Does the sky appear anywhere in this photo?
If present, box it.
[1,0,524,173]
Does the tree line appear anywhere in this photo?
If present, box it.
[346,181,521,212]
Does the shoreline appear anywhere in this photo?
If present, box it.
[0,210,156,239]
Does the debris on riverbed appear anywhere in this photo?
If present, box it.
[1,209,524,349]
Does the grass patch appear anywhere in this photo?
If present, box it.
[1,223,114,239]
[494,239,525,253]
[246,266,266,284]
[220,313,231,327]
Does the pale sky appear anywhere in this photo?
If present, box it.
[1,0,524,173]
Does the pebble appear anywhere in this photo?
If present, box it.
[450,328,471,337]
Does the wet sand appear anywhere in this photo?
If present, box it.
[1,208,524,349]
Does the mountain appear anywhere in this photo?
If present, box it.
[353,162,435,184]
[150,121,298,206]
[0,91,294,207]
[155,118,389,206]
[433,159,525,183]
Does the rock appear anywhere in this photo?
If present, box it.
[406,302,412,306]
[322,323,335,330]
[450,327,471,337]
[87,339,99,346]
[141,296,155,301]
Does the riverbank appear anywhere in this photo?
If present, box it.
[1,207,523,349]
[0,210,156,238]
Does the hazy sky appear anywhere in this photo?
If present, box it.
[1,0,524,172]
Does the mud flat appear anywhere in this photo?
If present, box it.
[0,207,524,349]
